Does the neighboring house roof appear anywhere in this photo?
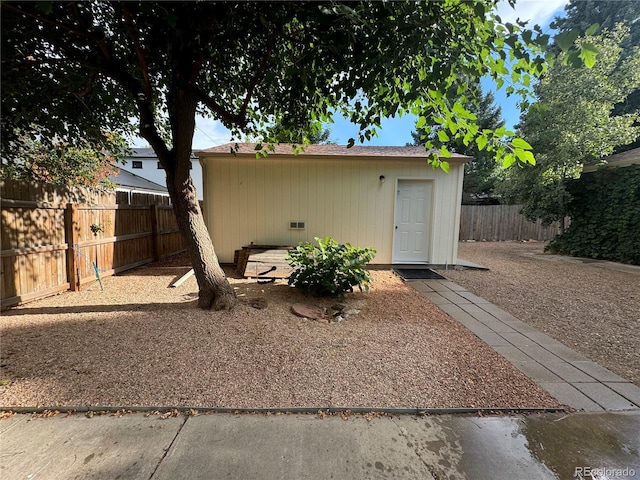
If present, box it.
[128,147,197,160]
[109,168,169,194]
[583,147,640,173]
[196,143,472,161]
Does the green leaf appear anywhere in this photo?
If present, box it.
[579,42,599,68]
[512,138,532,150]
[437,130,450,142]
[555,30,580,52]
[514,148,535,165]
[503,154,516,168]
[476,135,488,151]
[439,146,451,158]
[440,161,450,173]
[416,116,427,129]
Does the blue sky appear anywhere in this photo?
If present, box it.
[135,0,570,149]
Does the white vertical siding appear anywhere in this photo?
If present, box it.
[200,154,465,265]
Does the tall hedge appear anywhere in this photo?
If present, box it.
[548,164,640,265]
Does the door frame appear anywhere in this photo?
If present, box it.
[391,178,435,264]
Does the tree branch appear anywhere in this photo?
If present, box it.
[120,3,153,100]
[193,90,245,126]
[239,38,275,119]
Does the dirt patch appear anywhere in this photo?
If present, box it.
[0,256,560,409]
[446,241,640,386]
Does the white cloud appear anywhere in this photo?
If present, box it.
[497,0,568,27]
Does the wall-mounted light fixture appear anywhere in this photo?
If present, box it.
[379,175,386,183]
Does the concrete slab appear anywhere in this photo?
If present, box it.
[407,281,434,294]
[472,331,512,347]
[499,331,537,346]
[541,362,596,383]
[511,361,564,383]
[518,345,564,365]
[436,302,474,320]
[438,290,472,304]
[437,280,468,291]
[521,412,640,479]
[477,304,520,323]
[2,412,639,480]
[573,383,640,411]
[399,412,640,480]
[455,290,490,304]
[542,344,591,363]
[499,319,541,334]
[540,383,604,412]
[493,346,538,364]
[421,291,452,305]
[153,414,433,480]
[395,415,555,480]
[522,331,565,346]
[420,280,451,292]
[571,361,630,383]
[0,414,185,480]
[480,320,517,333]
[454,317,496,334]
[454,258,489,270]
[605,382,640,406]
[460,303,499,322]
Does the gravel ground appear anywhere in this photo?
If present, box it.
[446,241,640,386]
[0,256,560,410]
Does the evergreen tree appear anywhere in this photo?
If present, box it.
[409,87,506,204]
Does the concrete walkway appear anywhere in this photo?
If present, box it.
[2,410,639,479]
[408,278,640,412]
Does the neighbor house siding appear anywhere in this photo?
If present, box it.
[200,153,465,265]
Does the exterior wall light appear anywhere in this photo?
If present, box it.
[379,175,386,183]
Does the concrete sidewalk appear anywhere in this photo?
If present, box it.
[408,278,640,412]
[1,411,639,479]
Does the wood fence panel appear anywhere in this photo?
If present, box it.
[155,205,185,258]
[1,201,69,304]
[459,205,565,242]
[1,180,184,308]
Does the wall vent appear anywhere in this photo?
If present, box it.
[289,221,306,230]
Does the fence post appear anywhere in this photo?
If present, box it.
[150,204,160,261]
[65,203,80,291]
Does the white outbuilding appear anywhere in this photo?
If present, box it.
[196,143,470,266]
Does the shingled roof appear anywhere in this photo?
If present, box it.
[196,143,471,160]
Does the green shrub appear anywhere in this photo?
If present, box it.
[286,236,376,297]
[547,164,640,265]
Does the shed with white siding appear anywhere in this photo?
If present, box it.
[196,143,470,266]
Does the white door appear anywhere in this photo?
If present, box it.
[393,180,432,263]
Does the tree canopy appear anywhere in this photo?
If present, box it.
[500,25,640,227]
[1,1,575,309]
[553,0,640,150]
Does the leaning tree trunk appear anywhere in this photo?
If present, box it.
[167,172,236,310]
[153,88,236,310]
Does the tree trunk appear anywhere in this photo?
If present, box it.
[169,176,236,310]
[146,88,236,310]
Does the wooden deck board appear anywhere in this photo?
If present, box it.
[237,246,294,279]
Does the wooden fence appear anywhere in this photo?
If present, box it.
[459,204,566,242]
[1,180,184,308]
